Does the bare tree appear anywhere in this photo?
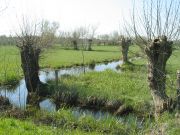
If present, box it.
[98,34,110,46]
[130,0,180,116]
[87,25,98,51]
[120,36,131,63]
[57,31,71,48]
[109,31,119,45]
[16,19,59,94]
[71,30,80,50]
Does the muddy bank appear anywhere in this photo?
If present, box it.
[53,90,134,116]
[0,96,12,111]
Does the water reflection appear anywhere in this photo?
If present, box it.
[39,99,56,112]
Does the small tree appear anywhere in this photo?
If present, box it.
[130,0,180,116]
[16,19,59,93]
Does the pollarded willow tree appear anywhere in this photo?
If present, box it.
[71,30,80,50]
[120,36,131,63]
[16,19,59,94]
[130,0,180,116]
[87,25,98,51]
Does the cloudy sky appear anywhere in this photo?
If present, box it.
[0,0,135,35]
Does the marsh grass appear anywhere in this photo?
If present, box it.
[54,69,151,112]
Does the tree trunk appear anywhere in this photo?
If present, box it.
[27,92,40,106]
[20,45,40,92]
[87,39,92,51]
[121,37,130,63]
[73,40,78,50]
[177,70,180,110]
[145,36,173,116]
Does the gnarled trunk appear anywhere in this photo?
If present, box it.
[121,37,131,63]
[145,36,173,116]
[20,45,40,92]
[72,40,78,50]
[27,92,40,106]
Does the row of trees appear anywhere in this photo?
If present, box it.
[57,30,123,49]
[57,25,97,50]
[0,35,16,45]
[0,30,129,49]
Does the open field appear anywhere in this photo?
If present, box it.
[0,45,141,85]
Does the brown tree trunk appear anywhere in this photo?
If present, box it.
[121,37,131,63]
[27,92,40,107]
[145,36,173,116]
[177,70,180,110]
[20,45,40,92]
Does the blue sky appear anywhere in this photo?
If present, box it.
[0,0,134,35]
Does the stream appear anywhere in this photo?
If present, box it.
[0,60,122,110]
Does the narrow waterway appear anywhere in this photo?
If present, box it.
[0,60,122,110]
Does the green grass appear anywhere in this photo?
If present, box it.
[57,69,151,111]
[0,117,100,135]
[0,46,21,85]
[0,44,140,85]
[40,45,140,68]
[1,107,178,135]
[0,108,129,135]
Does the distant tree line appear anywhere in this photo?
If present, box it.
[0,35,16,45]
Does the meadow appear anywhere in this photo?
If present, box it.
[0,44,179,135]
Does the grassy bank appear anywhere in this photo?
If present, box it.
[0,45,141,85]
[0,108,132,135]
[0,107,179,135]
